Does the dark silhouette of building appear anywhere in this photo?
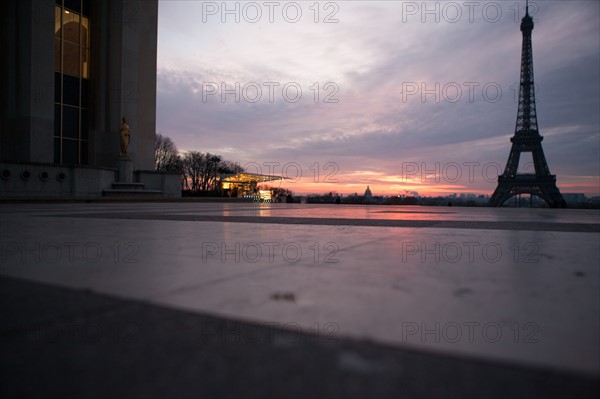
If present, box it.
[489,1,566,208]
[1,0,179,198]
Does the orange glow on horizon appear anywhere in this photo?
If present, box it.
[266,175,599,197]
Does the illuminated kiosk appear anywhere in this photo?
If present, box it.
[221,173,286,202]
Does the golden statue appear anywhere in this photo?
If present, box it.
[119,117,131,155]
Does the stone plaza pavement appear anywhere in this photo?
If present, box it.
[1,202,599,398]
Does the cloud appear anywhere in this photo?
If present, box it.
[157,0,600,196]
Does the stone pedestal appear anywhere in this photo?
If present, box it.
[105,155,163,198]
[116,155,133,183]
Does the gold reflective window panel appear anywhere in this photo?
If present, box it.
[54,6,89,78]
[54,1,89,164]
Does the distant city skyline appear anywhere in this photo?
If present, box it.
[156,1,600,196]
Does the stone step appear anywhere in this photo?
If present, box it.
[112,182,146,190]
[102,189,163,198]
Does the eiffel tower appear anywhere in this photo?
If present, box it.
[489,1,566,208]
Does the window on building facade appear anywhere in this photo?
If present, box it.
[54,0,89,164]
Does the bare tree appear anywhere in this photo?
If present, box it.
[181,151,245,194]
[219,160,244,175]
[155,133,182,173]
[198,154,219,191]
[182,151,204,192]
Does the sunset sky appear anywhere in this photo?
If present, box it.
[156,1,600,197]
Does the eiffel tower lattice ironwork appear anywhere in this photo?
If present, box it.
[489,1,566,208]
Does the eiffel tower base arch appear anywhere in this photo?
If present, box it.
[489,176,567,208]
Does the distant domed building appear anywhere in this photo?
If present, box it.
[364,186,372,198]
